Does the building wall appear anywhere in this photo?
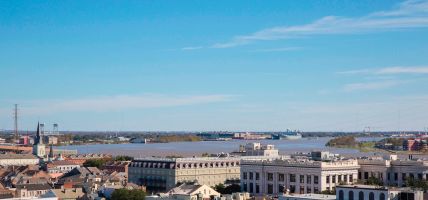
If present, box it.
[0,158,39,166]
[240,159,358,195]
[129,157,240,192]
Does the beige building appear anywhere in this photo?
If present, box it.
[336,184,423,200]
[240,155,359,195]
[243,143,278,157]
[129,157,241,192]
[0,154,39,166]
[358,154,428,187]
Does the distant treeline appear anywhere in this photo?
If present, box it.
[153,134,201,143]
[325,136,359,148]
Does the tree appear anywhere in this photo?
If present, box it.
[114,155,134,161]
[406,178,428,192]
[366,176,383,186]
[111,188,146,200]
[214,184,241,194]
[83,159,106,168]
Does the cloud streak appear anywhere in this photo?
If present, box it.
[12,94,236,115]
[339,66,428,75]
[212,0,428,48]
[343,80,403,92]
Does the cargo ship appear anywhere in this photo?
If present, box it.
[271,130,302,140]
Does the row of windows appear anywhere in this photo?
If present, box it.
[338,190,385,200]
[359,171,427,181]
[243,172,319,184]
[326,174,354,183]
[243,183,319,194]
[130,161,240,169]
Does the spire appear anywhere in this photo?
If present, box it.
[35,122,43,145]
[48,144,54,162]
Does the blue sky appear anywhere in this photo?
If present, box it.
[1,0,428,132]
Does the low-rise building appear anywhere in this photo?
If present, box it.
[146,183,221,200]
[129,156,241,192]
[102,161,130,174]
[15,183,52,198]
[358,154,428,187]
[243,143,278,157]
[0,154,39,166]
[46,160,80,173]
[240,153,359,195]
[336,184,423,200]
[279,193,336,200]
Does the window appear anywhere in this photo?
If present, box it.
[267,173,273,181]
[402,173,406,181]
[395,173,398,181]
[243,183,247,192]
[387,173,391,181]
[267,184,273,194]
[249,183,253,193]
[249,172,253,180]
[255,184,260,193]
[326,175,330,183]
[380,193,385,200]
[243,172,247,180]
[332,175,336,183]
[369,192,374,200]
[338,175,342,182]
[358,172,361,179]
[314,176,319,184]
[290,174,296,182]
[339,190,344,200]
[290,185,295,193]
[364,172,369,179]
[359,191,364,200]
[344,175,348,182]
[307,187,311,194]
[300,175,305,183]
[307,175,312,184]
[299,186,305,194]
[314,187,319,193]
[279,185,285,193]
[418,173,423,180]
[256,173,260,180]
[349,191,354,200]
[279,173,285,182]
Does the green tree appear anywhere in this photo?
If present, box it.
[114,155,134,161]
[111,188,146,200]
[366,176,383,186]
[406,178,428,192]
[214,184,241,194]
[83,159,106,168]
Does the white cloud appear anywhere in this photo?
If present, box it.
[339,66,428,75]
[181,46,203,51]
[251,47,302,52]
[343,81,402,92]
[212,0,428,48]
[14,94,236,115]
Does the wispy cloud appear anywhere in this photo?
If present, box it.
[250,47,302,52]
[343,80,402,92]
[10,94,236,115]
[212,0,428,48]
[181,46,203,51]
[339,66,428,75]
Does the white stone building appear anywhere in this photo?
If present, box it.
[46,160,80,173]
[240,155,359,195]
[129,156,241,192]
[358,154,428,187]
[0,154,39,166]
[243,143,279,157]
[336,184,423,200]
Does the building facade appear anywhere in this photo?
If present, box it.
[358,155,428,187]
[336,185,423,200]
[240,156,359,195]
[0,154,39,166]
[129,157,241,192]
[243,143,278,157]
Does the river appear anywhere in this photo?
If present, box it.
[57,137,385,158]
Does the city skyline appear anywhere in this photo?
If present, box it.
[1,0,428,131]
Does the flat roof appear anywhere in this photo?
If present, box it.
[281,193,336,200]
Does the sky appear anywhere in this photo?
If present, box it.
[1,0,428,132]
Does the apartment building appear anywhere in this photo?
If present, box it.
[129,156,241,192]
[240,154,359,195]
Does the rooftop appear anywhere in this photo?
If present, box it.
[281,193,336,200]
[0,154,37,160]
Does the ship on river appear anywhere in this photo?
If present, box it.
[271,130,302,140]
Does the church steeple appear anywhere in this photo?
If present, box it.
[48,144,54,162]
[34,122,43,145]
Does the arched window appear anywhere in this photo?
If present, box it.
[349,191,354,200]
[339,190,344,200]
[369,192,374,200]
[359,191,364,200]
[380,193,385,200]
